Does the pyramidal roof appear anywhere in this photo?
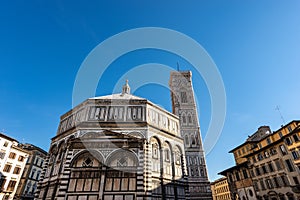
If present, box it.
[89,93,146,100]
[89,80,146,100]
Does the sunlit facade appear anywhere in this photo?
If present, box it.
[36,71,212,200]
[35,80,188,200]
[220,120,300,200]
[210,177,232,200]
[0,133,29,200]
[15,143,47,200]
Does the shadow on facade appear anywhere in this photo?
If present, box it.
[36,134,194,200]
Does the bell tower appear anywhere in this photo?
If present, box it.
[169,70,212,199]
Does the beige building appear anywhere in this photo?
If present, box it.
[220,120,300,200]
[0,133,29,200]
[36,71,212,200]
[210,177,232,200]
[15,144,47,200]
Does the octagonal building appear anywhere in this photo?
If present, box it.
[36,79,189,200]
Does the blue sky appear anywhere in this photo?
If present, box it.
[1,1,300,181]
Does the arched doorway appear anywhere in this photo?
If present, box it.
[67,151,103,200]
[66,149,139,200]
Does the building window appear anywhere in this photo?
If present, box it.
[235,172,240,181]
[36,171,41,180]
[279,145,288,155]
[7,180,16,192]
[117,157,128,167]
[268,162,274,172]
[285,137,293,146]
[191,135,196,146]
[288,126,292,132]
[3,141,8,147]
[194,157,198,165]
[293,177,299,185]
[291,150,299,160]
[25,184,30,194]
[275,159,283,170]
[152,144,159,159]
[228,174,233,182]
[255,167,261,176]
[200,168,204,177]
[18,155,24,162]
[242,148,245,154]
[188,114,192,124]
[13,166,21,174]
[246,145,249,152]
[260,179,266,190]
[292,134,299,142]
[266,138,271,145]
[185,135,189,146]
[195,167,199,177]
[273,177,280,188]
[253,181,259,191]
[180,92,188,103]
[266,179,273,189]
[242,169,248,179]
[280,175,290,186]
[270,147,277,155]
[82,157,93,167]
[182,115,187,124]
[175,153,181,165]
[1,179,7,191]
[32,183,37,194]
[237,150,241,156]
[248,189,254,197]
[262,165,268,174]
[264,151,269,158]
[0,150,5,159]
[164,149,170,162]
[30,169,36,179]
[189,157,193,165]
[285,159,295,172]
[35,158,40,165]
[3,164,12,172]
[257,153,263,161]
[8,152,16,159]
[25,182,31,194]
[25,156,31,163]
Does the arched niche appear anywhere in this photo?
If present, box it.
[105,149,138,168]
[150,136,162,174]
[162,141,173,177]
[127,131,145,139]
[70,150,104,168]
[173,145,183,178]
